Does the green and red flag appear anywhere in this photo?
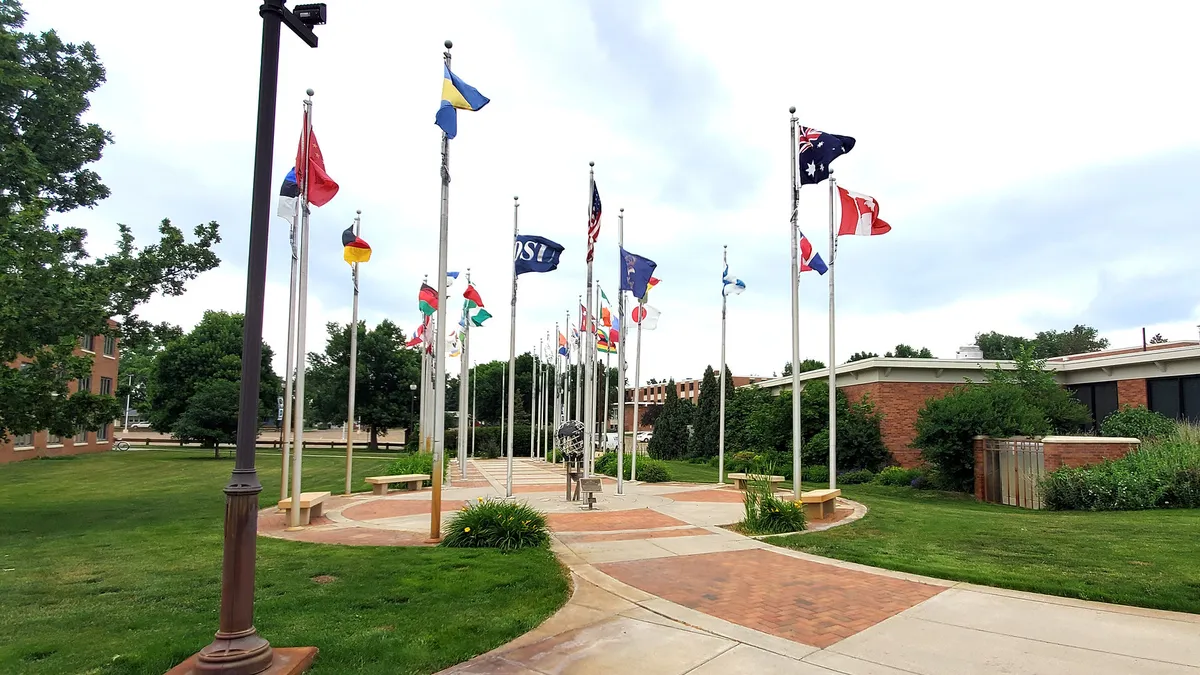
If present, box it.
[418,283,438,316]
[463,284,484,309]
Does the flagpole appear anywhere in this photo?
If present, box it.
[531,338,539,459]
[719,244,728,485]
[458,269,471,479]
[788,107,803,501]
[499,365,505,458]
[616,209,626,494]
[592,283,602,457]
[603,318,612,454]
[280,190,301,502]
[828,174,838,490]
[632,300,644,482]
[344,209,362,495]
[505,196,519,498]
[583,162,596,477]
[543,332,551,460]
[471,360,477,458]
[554,321,561,461]
[288,92,314,529]
[429,41,455,542]
[575,298,582,427]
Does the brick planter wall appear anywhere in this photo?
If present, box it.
[1041,436,1141,471]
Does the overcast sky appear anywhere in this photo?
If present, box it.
[27,1,1200,381]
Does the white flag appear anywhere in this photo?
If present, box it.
[722,264,746,296]
[634,304,661,331]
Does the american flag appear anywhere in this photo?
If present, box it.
[586,181,602,263]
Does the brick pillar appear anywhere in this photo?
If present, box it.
[973,436,987,501]
[1117,379,1148,408]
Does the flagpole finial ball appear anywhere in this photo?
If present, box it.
[789,106,796,114]
[356,209,362,215]
[306,88,314,97]
[589,161,595,167]
[514,196,518,201]
[620,207,624,213]
[444,40,453,49]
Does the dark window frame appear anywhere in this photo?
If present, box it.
[1148,374,1200,422]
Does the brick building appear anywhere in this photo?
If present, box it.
[751,342,1200,468]
[620,375,765,431]
[1,331,121,463]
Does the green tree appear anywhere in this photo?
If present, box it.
[845,351,878,363]
[782,359,825,376]
[885,344,934,358]
[306,320,420,448]
[688,366,720,458]
[1149,333,1168,345]
[117,322,183,416]
[145,312,280,448]
[647,379,690,459]
[0,3,220,438]
[173,379,240,458]
[976,325,1108,360]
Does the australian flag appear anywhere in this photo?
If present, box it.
[798,125,855,185]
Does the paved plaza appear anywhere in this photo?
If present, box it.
[259,458,1200,674]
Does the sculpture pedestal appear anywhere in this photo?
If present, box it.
[166,647,317,675]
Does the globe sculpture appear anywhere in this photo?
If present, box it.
[558,421,585,501]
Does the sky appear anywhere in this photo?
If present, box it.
[26,0,1200,382]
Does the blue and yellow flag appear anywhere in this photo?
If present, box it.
[435,65,489,140]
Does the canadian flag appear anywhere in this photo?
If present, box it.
[837,186,891,237]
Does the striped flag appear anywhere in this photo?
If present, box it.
[586,181,602,263]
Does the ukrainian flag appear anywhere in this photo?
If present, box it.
[435,65,489,140]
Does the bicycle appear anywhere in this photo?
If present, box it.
[114,440,131,452]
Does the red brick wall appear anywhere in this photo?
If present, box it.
[1042,439,1139,471]
[1,329,120,464]
[841,381,959,468]
[1116,379,1148,408]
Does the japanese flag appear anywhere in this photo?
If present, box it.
[837,187,891,237]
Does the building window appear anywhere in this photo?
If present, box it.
[103,334,116,356]
[46,432,62,446]
[80,335,95,352]
[97,424,109,442]
[74,429,88,444]
[14,431,34,448]
[1148,375,1200,422]
[79,375,93,394]
[1069,382,1119,431]
[100,376,113,396]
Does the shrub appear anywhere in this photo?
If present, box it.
[385,453,450,487]
[839,468,875,484]
[739,471,805,535]
[1100,405,1176,440]
[803,429,829,468]
[440,498,549,551]
[593,452,672,483]
[729,450,759,473]
[1041,429,1200,510]
[875,466,921,487]
[801,464,829,483]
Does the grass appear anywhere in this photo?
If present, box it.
[0,450,569,674]
[771,483,1200,614]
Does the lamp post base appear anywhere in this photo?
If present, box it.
[168,646,317,675]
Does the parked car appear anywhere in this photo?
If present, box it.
[636,431,652,442]
[130,421,152,430]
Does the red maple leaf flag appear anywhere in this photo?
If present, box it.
[836,186,891,237]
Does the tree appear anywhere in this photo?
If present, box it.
[118,322,183,416]
[1149,333,1168,345]
[145,312,280,448]
[688,366,720,458]
[647,379,690,459]
[0,3,221,439]
[639,405,663,428]
[306,320,420,448]
[782,359,824,376]
[846,351,878,363]
[976,325,1108,360]
[885,344,933,358]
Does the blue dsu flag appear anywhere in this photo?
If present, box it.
[514,235,565,275]
[619,248,657,299]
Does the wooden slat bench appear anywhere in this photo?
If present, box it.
[278,491,331,525]
[727,472,786,491]
[800,488,841,519]
[364,474,430,495]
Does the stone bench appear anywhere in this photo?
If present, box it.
[278,491,331,525]
[800,488,841,520]
[364,474,430,495]
[727,472,786,491]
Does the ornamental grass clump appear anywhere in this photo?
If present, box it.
[738,463,806,535]
[440,497,549,551]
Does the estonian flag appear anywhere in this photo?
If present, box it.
[435,65,489,140]
[342,226,371,265]
[276,168,299,223]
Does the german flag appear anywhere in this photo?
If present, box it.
[342,225,371,264]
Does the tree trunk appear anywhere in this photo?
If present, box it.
[213,443,219,460]
[370,426,378,450]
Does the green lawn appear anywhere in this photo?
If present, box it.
[771,483,1200,614]
[0,450,569,675]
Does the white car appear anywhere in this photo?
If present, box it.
[130,421,152,430]
[636,431,652,442]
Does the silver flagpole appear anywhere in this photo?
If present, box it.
[471,360,477,458]
[603,311,611,454]
[499,366,505,458]
[430,41,455,541]
[418,276,428,454]
[458,269,471,479]
[632,300,644,482]
[554,321,561,461]
[505,196,519,498]
[344,209,362,495]
[789,107,803,500]
[543,332,551,460]
[583,162,596,477]
[531,339,539,459]
[575,298,582,426]
[719,244,728,485]
[592,284,601,460]
[565,310,572,425]
[280,181,301,501]
[289,91,314,529]
[616,209,626,493]
[828,174,838,490]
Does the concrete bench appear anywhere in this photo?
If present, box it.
[364,474,430,495]
[278,491,331,525]
[727,472,786,491]
[800,488,841,520]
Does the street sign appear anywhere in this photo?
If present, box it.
[277,396,284,421]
